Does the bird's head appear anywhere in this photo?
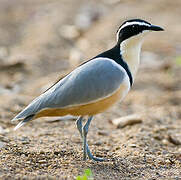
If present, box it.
[116,19,164,78]
[117,19,164,44]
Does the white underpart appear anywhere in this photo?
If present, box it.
[120,72,130,100]
[120,31,150,80]
[116,21,150,41]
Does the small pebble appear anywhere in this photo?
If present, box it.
[0,126,9,134]
[168,134,181,145]
[94,141,102,146]
[98,130,109,136]
[112,114,143,128]
[129,144,137,148]
[21,154,26,158]
[38,159,47,164]
[0,141,5,148]
[162,139,169,145]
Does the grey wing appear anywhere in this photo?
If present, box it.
[12,58,127,121]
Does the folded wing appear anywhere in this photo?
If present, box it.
[12,58,127,121]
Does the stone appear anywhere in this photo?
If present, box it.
[112,114,143,128]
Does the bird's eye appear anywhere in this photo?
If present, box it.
[132,25,139,31]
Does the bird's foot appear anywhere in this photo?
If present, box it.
[86,143,105,162]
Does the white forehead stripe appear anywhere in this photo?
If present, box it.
[120,21,150,31]
[116,21,150,41]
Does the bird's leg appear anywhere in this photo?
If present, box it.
[76,116,88,160]
[83,116,104,162]
[76,116,83,138]
[82,116,93,160]
[76,116,104,161]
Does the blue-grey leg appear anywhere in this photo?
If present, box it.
[76,116,83,138]
[83,116,104,162]
[76,116,104,161]
[76,116,88,160]
[82,116,92,160]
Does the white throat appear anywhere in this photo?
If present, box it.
[120,33,147,80]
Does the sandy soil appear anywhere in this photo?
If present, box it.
[0,0,180,179]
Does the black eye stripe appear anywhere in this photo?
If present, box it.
[117,24,150,42]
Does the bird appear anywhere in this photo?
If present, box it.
[12,19,164,162]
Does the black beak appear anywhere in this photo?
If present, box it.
[149,25,164,31]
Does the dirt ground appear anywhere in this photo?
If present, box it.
[0,0,181,179]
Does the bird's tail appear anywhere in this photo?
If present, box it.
[14,114,35,131]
